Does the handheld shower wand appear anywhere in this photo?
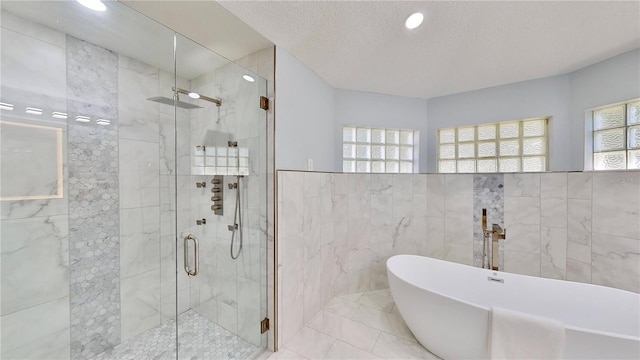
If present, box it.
[230,175,243,260]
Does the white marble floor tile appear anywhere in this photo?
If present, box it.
[308,311,380,352]
[324,296,361,319]
[356,289,394,312]
[280,290,446,360]
[351,306,416,342]
[324,340,383,359]
[285,326,335,359]
[372,332,440,359]
[267,347,310,359]
[337,292,363,303]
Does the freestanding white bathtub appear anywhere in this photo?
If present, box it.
[387,255,640,359]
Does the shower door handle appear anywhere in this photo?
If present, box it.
[184,234,199,276]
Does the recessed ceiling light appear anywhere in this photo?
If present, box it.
[96,119,111,126]
[75,115,91,122]
[188,92,200,99]
[77,0,106,12]
[242,75,255,83]
[405,12,424,30]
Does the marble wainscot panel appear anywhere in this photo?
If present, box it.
[444,175,473,265]
[66,35,121,359]
[275,170,640,355]
[567,172,593,283]
[591,171,640,293]
[504,173,541,277]
[423,175,445,260]
[540,173,568,280]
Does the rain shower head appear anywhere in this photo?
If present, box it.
[147,96,203,109]
[147,87,222,109]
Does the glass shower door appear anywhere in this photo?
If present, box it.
[173,33,268,359]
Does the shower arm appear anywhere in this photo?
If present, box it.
[173,87,222,107]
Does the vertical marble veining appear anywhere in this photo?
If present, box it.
[66,35,121,359]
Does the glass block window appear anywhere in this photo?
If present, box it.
[343,126,418,173]
[438,118,548,173]
[592,99,640,170]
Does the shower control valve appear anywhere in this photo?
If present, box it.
[211,175,224,216]
[196,218,207,225]
[228,183,238,189]
[228,224,238,231]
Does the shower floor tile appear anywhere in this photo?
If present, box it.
[92,310,258,360]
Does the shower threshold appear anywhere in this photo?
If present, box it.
[91,310,258,360]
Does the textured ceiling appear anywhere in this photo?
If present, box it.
[219,1,640,99]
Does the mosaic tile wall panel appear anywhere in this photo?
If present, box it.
[66,35,121,359]
[473,174,504,269]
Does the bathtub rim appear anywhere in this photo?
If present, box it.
[386,254,640,342]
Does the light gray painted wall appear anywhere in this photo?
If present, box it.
[425,48,640,172]
[569,49,640,170]
[276,46,639,173]
[275,47,335,171]
[426,75,572,172]
[334,89,429,171]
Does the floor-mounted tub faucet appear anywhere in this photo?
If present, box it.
[482,209,506,271]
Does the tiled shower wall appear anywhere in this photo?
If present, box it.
[2,10,273,359]
[183,50,272,347]
[276,170,640,347]
[1,11,72,359]
[1,11,184,359]
[66,36,121,358]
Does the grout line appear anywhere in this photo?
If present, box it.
[319,338,337,360]
[370,330,383,354]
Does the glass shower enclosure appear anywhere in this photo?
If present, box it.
[0,1,269,359]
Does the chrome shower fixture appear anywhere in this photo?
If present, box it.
[174,87,222,107]
[146,87,222,109]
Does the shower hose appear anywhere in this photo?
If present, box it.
[230,175,243,260]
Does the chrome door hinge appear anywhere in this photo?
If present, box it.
[260,317,270,333]
[260,96,269,111]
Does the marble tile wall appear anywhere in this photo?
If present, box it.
[185,50,271,348]
[277,172,433,348]
[117,54,163,344]
[66,35,121,359]
[1,13,71,359]
[2,10,274,360]
[276,170,640,348]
